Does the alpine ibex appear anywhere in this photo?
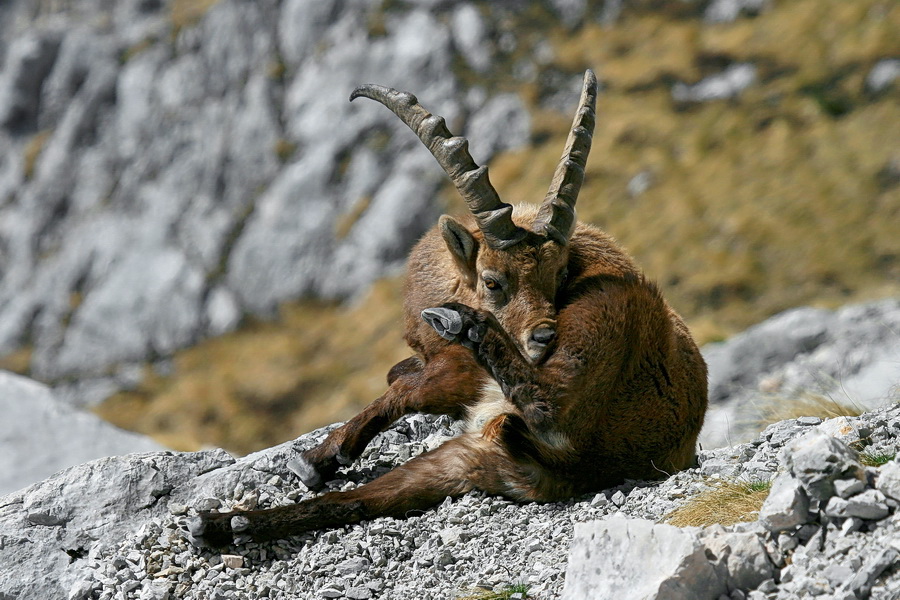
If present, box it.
[188,70,707,546]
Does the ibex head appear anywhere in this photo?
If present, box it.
[351,70,597,362]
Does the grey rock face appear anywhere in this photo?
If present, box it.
[0,30,61,130]
[704,306,833,405]
[701,298,900,448]
[0,0,531,397]
[465,93,531,160]
[562,518,724,600]
[0,370,165,496]
[451,4,491,73]
[0,446,234,600]
[548,0,588,29]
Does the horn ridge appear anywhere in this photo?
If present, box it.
[351,84,527,249]
[536,69,598,245]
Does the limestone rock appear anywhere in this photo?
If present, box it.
[875,460,900,501]
[0,30,61,130]
[758,472,809,533]
[2,402,900,600]
[866,58,900,95]
[786,429,863,503]
[700,528,775,592]
[704,0,770,23]
[0,447,234,599]
[672,64,757,103]
[562,518,725,600]
[0,370,165,496]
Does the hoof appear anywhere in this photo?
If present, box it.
[186,515,206,539]
[422,307,463,341]
[288,455,325,491]
[183,512,234,548]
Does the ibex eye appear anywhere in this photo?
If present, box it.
[484,279,500,291]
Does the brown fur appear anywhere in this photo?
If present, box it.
[189,97,707,549]
[190,206,707,546]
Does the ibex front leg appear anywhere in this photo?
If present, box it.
[296,346,488,489]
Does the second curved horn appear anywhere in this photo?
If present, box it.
[535,70,598,245]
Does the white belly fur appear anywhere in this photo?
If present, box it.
[464,381,515,433]
[464,381,572,452]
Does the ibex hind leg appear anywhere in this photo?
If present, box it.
[297,348,488,490]
[188,434,514,547]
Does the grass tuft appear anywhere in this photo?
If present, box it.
[457,583,531,600]
[756,392,864,429]
[0,346,32,375]
[665,479,772,528]
[860,450,897,468]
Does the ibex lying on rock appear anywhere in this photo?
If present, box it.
[188,70,707,546]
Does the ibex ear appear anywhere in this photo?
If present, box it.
[439,215,478,283]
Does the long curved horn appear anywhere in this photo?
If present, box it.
[350,85,527,250]
[535,69,598,245]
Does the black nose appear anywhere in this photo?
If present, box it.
[531,327,556,345]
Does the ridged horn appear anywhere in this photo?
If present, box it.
[535,69,598,245]
[350,85,527,250]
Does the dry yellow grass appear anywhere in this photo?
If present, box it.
[89,0,900,453]
[0,347,32,375]
[665,479,772,528]
[23,130,52,180]
[755,392,865,429]
[171,0,221,32]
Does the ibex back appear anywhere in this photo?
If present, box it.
[188,70,708,546]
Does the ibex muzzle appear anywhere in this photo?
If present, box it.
[187,70,708,547]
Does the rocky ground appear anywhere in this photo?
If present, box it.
[1,0,897,454]
[3,402,900,600]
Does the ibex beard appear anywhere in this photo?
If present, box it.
[187,70,708,547]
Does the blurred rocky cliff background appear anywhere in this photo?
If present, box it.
[0,0,898,456]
